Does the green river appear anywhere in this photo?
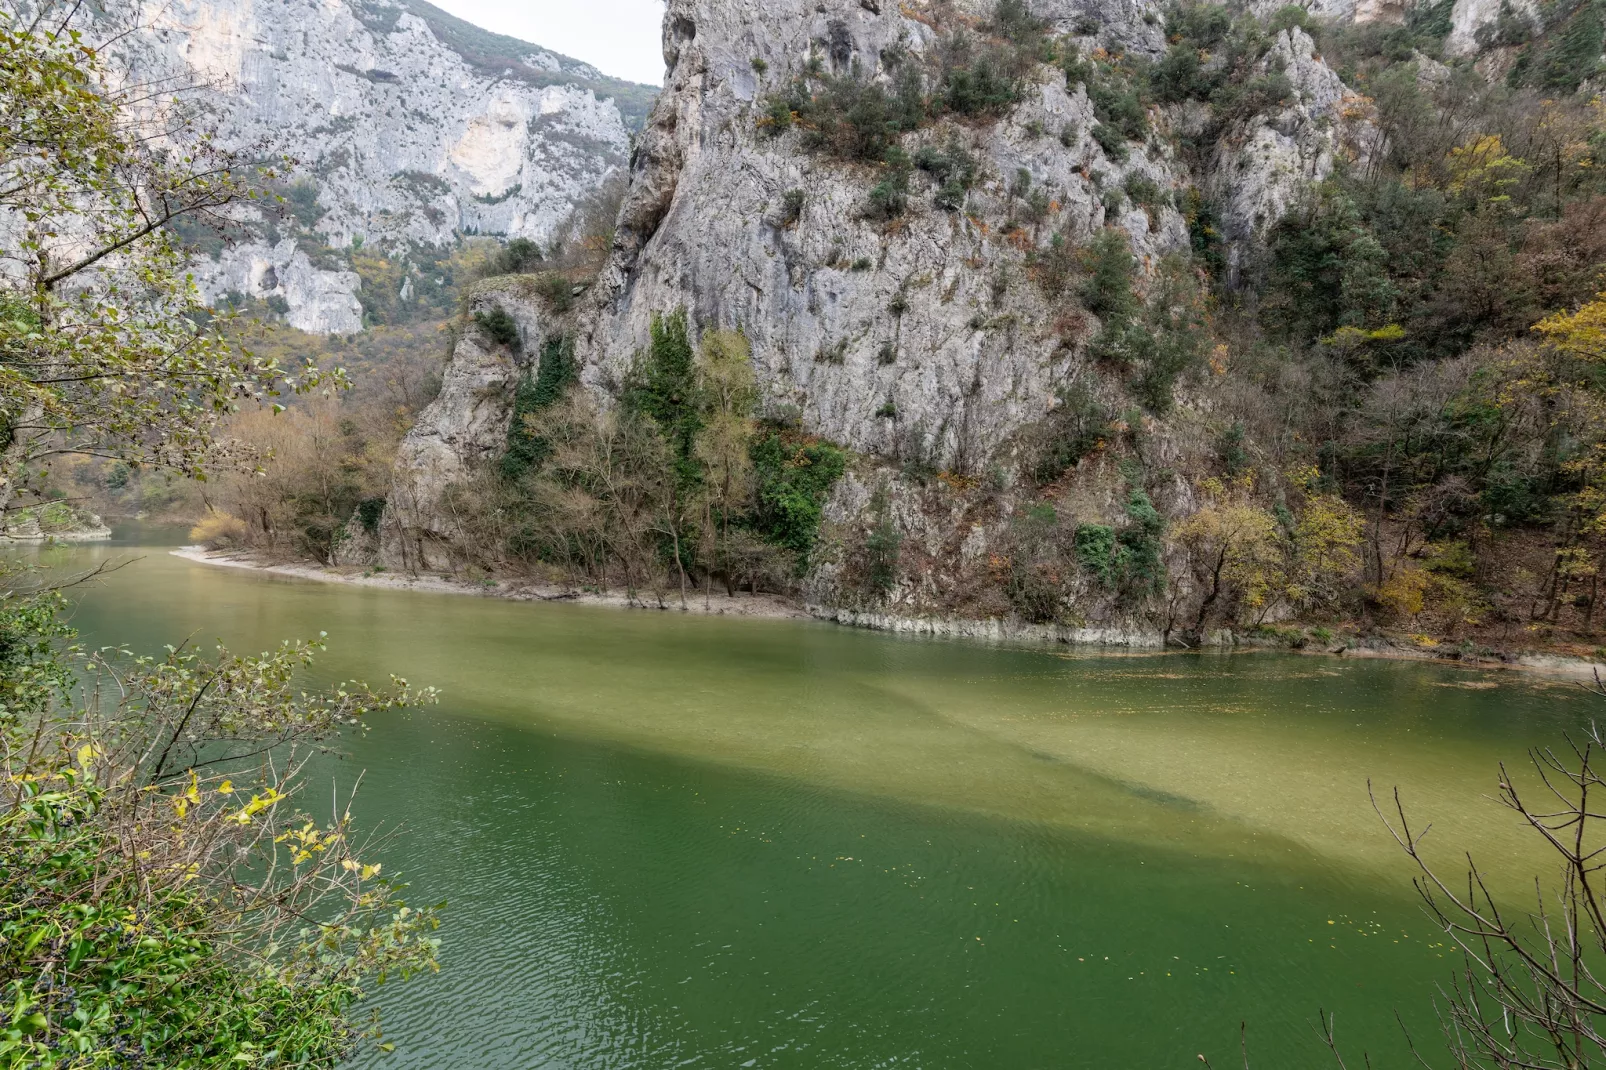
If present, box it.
[47,529,1600,1067]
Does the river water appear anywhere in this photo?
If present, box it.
[46,529,1600,1068]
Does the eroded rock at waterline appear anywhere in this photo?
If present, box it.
[3,504,112,543]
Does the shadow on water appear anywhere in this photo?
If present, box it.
[29,534,1604,1069]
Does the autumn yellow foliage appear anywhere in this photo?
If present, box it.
[1175,473,1364,626]
[190,511,247,549]
[1534,291,1606,362]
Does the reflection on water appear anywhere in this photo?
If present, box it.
[43,529,1597,1068]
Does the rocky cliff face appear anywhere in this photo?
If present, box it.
[385,0,1532,623]
[115,0,651,332]
[379,277,546,571]
[575,0,1358,469]
[378,0,1370,577]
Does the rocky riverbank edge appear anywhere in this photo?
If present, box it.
[173,548,1606,681]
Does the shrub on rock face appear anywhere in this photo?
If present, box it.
[1080,228,1140,322]
[866,147,913,220]
[474,307,521,349]
[748,434,849,566]
[488,237,544,275]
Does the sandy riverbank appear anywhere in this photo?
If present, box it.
[170,547,812,619]
[172,548,1606,681]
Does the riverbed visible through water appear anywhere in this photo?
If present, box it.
[44,528,1602,1068]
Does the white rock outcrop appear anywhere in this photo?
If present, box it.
[1208,28,1366,282]
[379,281,546,570]
[1445,0,1537,54]
[189,239,365,334]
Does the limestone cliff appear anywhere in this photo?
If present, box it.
[374,0,1454,629]
[574,0,1361,471]
[379,277,547,571]
[112,0,652,332]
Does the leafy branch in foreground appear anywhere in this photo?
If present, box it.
[0,579,440,1068]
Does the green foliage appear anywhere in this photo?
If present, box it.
[763,64,924,163]
[0,13,339,497]
[1152,3,1296,129]
[167,212,227,258]
[778,188,806,227]
[475,306,521,349]
[502,336,577,481]
[1116,486,1167,595]
[1073,524,1118,584]
[1068,489,1166,597]
[1261,179,1402,344]
[0,585,71,727]
[487,237,546,275]
[1080,228,1140,322]
[0,609,439,1068]
[939,37,1028,117]
[867,147,913,220]
[281,179,324,228]
[915,142,979,212]
[747,433,848,564]
[1124,173,1166,209]
[763,94,795,135]
[1181,187,1227,279]
[1524,0,1605,92]
[992,0,1053,47]
[529,271,577,313]
[2,787,356,1068]
[1407,0,1456,40]
[1005,503,1067,623]
[1033,382,1115,484]
[1132,262,1211,413]
[1063,45,1152,148]
[349,244,485,327]
[1267,4,1314,33]
[1220,422,1249,475]
[355,496,387,533]
[1090,123,1130,162]
[864,499,903,601]
[762,6,1052,178]
[627,311,705,490]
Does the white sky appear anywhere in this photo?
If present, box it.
[430,0,668,85]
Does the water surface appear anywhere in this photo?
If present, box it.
[51,530,1598,1068]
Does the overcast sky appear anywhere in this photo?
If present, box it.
[430,0,668,85]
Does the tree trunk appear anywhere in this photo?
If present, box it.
[0,401,44,518]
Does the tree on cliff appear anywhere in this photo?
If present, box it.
[0,6,440,1065]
